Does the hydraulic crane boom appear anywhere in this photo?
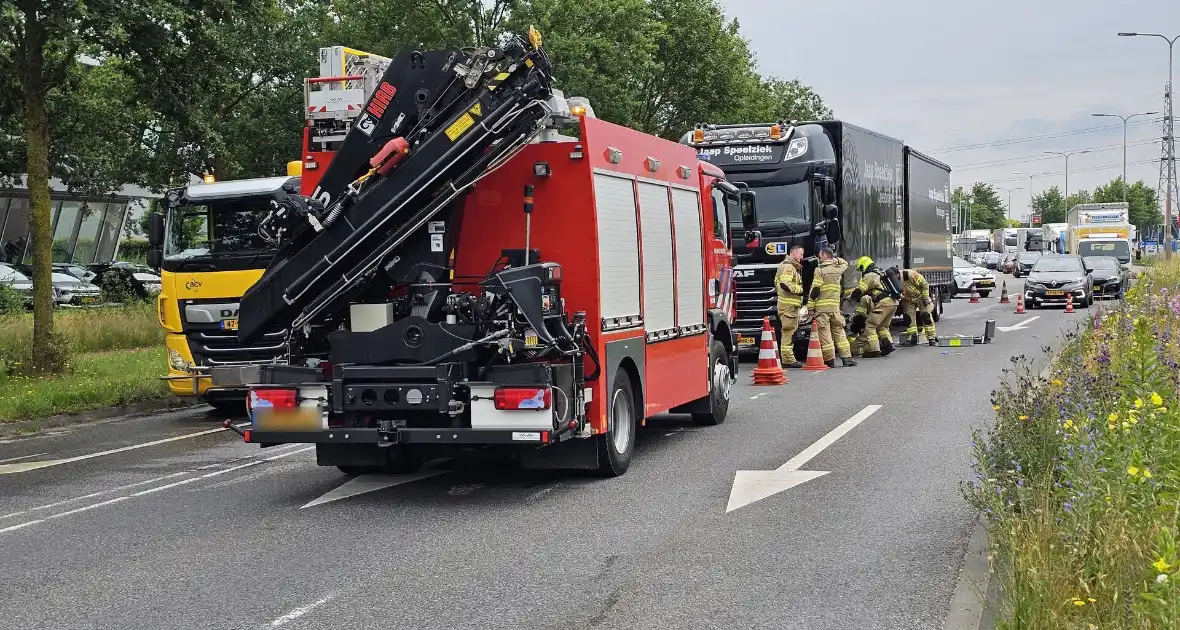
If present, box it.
[238,31,555,343]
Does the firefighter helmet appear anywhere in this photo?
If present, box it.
[856,256,874,272]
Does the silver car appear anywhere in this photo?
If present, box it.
[51,272,102,306]
[0,263,34,304]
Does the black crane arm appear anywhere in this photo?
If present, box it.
[238,32,555,344]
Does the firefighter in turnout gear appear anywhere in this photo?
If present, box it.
[808,248,857,367]
[774,245,806,368]
[900,268,937,346]
[848,256,898,358]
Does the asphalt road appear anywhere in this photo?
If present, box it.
[0,277,1095,630]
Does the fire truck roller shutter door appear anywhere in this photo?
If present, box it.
[593,172,642,328]
[637,181,676,335]
[670,187,705,329]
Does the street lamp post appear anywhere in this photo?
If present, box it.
[1013,171,1049,226]
[1044,150,1091,200]
[1092,111,1157,201]
[999,186,1023,224]
[1119,31,1179,258]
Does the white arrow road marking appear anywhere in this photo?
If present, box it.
[300,470,446,509]
[726,404,882,513]
[997,316,1040,332]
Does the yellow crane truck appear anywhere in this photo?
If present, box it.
[147,166,300,411]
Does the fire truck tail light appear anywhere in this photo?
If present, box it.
[248,388,298,412]
[494,387,552,411]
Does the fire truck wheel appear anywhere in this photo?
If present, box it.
[693,340,731,426]
[596,370,636,477]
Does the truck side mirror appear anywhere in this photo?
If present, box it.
[825,218,843,244]
[822,179,836,205]
[148,212,165,248]
[823,203,838,221]
[739,190,758,231]
[147,212,165,269]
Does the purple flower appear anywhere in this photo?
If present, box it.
[1064,502,1073,512]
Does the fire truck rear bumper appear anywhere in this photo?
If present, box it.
[245,427,561,446]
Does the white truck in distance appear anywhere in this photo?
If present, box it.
[1065,202,1132,269]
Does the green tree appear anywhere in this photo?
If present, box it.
[746,76,833,122]
[0,1,265,373]
[1031,185,1065,224]
[1091,176,1160,227]
[966,183,1006,230]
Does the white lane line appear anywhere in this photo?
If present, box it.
[778,404,882,472]
[0,519,44,535]
[268,594,338,627]
[0,452,48,463]
[0,446,314,534]
[0,423,250,475]
[0,444,305,520]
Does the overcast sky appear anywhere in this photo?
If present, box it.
[720,0,1180,220]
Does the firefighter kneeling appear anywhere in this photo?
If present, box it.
[900,268,937,346]
[849,256,899,358]
[808,248,857,367]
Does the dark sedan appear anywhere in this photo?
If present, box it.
[1024,255,1093,309]
[1011,251,1042,278]
[1084,255,1128,299]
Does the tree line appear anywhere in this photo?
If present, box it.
[0,0,831,373]
[953,177,1162,232]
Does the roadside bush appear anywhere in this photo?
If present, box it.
[967,265,1180,628]
[96,270,138,304]
[0,285,25,315]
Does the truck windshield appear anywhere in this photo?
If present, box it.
[974,241,990,252]
[1077,240,1130,262]
[1004,236,1017,247]
[164,198,274,261]
[730,181,810,228]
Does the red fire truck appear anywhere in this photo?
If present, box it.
[231,33,754,476]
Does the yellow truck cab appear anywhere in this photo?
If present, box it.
[147,174,298,410]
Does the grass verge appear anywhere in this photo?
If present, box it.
[0,347,171,423]
[966,262,1180,628]
[0,302,161,364]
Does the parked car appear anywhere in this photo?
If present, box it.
[1024,255,1092,309]
[0,263,33,305]
[53,263,97,283]
[1011,251,1042,278]
[11,264,103,305]
[953,256,996,298]
[88,264,162,300]
[1083,255,1128,300]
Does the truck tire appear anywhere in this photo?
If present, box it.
[693,340,732,426]
[596,370,636,477]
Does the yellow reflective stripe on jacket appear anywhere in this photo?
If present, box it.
[775,262,804,309]
[812,260,846,312]
[903,269,929,301]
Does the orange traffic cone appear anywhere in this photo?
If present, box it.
[1014,293,1025,314]
[969,287,980,304]
[999,281,1010,304]
[802,320,829,371]
[1064,294,1075,313]
[752,317,787,385]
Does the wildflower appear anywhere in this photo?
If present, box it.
[1151,392,1164,407]
[1158,574,1169,584]
[1128,466,1140,477]
[1153,558,1172,572]
[1071,598,1086,607]
[1018,415,1029,422]
[1107,412,1118,423]
[1052,379,1063,386]
[1063,419,1075,430]
[1134,398,1144,409]
[992,405,1000,412]
[1144,469,1153,479]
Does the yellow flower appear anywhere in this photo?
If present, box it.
[1123,421,1131,429]
[1052,379,1063,386]
[1135,398,1144,409]
[993,405,1000,412]
[1128,466,1140,477]
[1151,392,1164,407]
[1144,469,1153,479]
[1107,412,1119,423]
[1071,598,1086,607]
[1018,415,1029,422]
[1129,416,1138,425]
[1153,558,1172,573]
[1063,419,1075,430]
